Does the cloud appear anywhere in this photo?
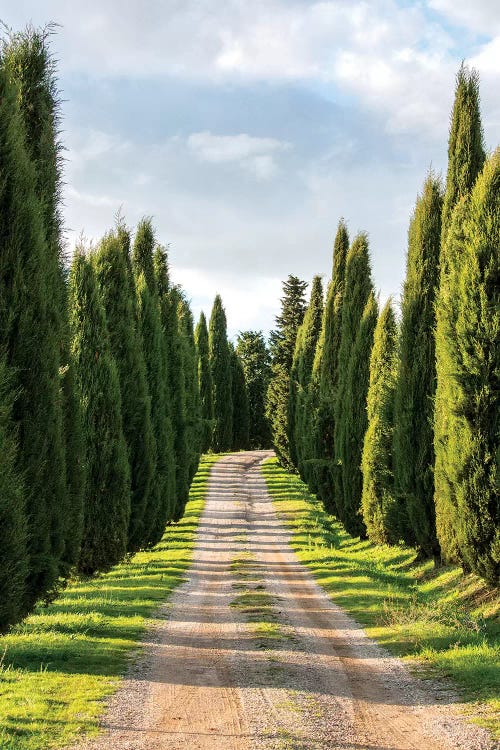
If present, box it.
[428,0,500,35]
[187,131,290,179]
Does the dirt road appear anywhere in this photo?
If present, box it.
[77,451,495,750]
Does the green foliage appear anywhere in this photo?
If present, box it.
[289,275,323,482]
[393,174,443,559]
[69,252,130,575]
[334,233,375,534]
[195,312,214,452]
[236,331,272,448]
[267,275,307,468]
[94,229,157,552]
[434,152,500,585]
[362,300,400,544]
[209,295,233,452]
[230,344,250,450]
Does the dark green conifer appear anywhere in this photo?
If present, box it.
[94,230,157,552]
[434,152,499,584]
[361,300,399,544]
[230,344,250,450]
[209,295,233,452]
[69,251,130,575]
[393,174,443,560]
[236,331,272,449]
[195,312,214,452]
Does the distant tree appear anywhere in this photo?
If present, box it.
[362,300,400,544]
[94,229,157,552]
[69,251,130,575]
[434,65,486,565]
[434,152,499,584]
[393,174,443,561]
[195,312,214,452]
[334,234,375,535]
[267,276,307,468]
[236,331,272,448]
[209,295,233,452]
[230,343,250,450]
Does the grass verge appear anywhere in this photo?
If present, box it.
[261,457,500,738]
[0,453,221,750]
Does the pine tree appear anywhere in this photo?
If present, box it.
[0,358,27,632]
[289,275,323,482]
[393,174,443,560]
[154,248,190,520]
[209,295,233,452]
[334,234,375,535]
[133,219,175,541]
[434,152,499,584]
[267,276,307,468]
[230,344,250,450]
[195,312,214,452]
[311,221,349,509]
[2,24,85,577]
[435,65,486,565]
[69,251,130,575]
[361,300,399,544]
[94,229,157,552]
[236,331,272,449]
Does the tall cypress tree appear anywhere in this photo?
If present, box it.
[334,234,375,534]
[69,251,130,575]
[434,66,486,565]
[133,219,175,540]
[311,220,349,509]
[236,331,272,449]
[195,312,214,453]
[230,343,250,450]
[267,276,307,468]
[94,230,157,552]
[154,248,190,520]
[2,25,85,577]
[434,152,499,584]
[289,275,323,482]
[393,174,443,561]
[361,300,399,545]
[209,295,233,452]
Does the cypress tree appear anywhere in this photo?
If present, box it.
[289,275,323,482]
[236,331,272,449]
[393,174,443,560]
[209,295,233,452]
[311,221,349,509]
[69,251,130,575]
[94,230,157,552]
[361,300,399,544]
[2,24,85,577]
[267,276,307,468]
[434,152,500,584]
[0,358,27,632]
[133,219,175,540]
[154,248,190,520]
[334,234,375,534]
[230,343,250,450]
[195,312,214,452]
[434,65,486,565]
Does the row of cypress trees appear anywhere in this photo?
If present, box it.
[0,26,204,632]
[275,66,499,586]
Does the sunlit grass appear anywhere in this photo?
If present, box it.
[0,453,221,750]
[261,457,500,738]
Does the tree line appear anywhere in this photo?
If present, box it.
[269,66,498,587]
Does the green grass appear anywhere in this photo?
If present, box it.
[0,453,221,750]
[261,457,500,738]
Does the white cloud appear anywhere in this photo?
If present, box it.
[428,0,500,35]
[187,131,290,180]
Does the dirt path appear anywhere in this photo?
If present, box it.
[75,451,495,750]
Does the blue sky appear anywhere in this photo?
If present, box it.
[2,0,499,337]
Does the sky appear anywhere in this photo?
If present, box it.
[2,1,499,338]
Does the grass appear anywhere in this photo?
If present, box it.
[261,457,500,739]
[0,453,221,750]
